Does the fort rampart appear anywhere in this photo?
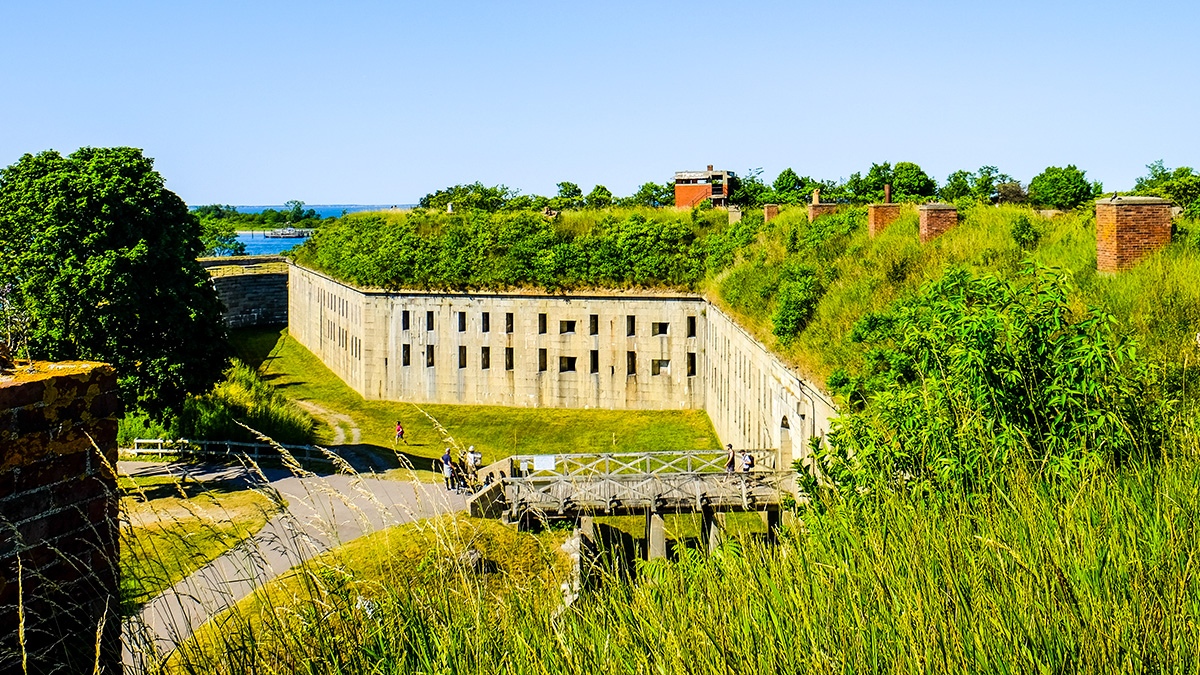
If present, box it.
[200,255,289,328]
[288,263,836,469]
[0,362,121,673]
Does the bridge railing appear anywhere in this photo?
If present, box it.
[508,448,780,478]
[123,438,332,463]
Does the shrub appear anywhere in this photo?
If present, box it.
[1028,165,1100,210]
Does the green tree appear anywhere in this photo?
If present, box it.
[621,181,673,208]
[939,170,974,201]
[0,147,230,416]
[586,185,613,209]
[729,169,770,208]
[1028,165,1102,210]
[1134,160,1200,213]
[551,182,584,210]
[198,216,247,256]
[891,162,936,200]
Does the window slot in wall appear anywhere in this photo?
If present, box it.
[426,345,435,367]
[458,345,467,368]
[458,312,466,332]
[559,356,577,372]
[538,313,547,334]
[590,350,599,373]
[687,352,696,377]
[402,344,411,366]
[539,349,548,372]
[426,311,434,331]
[627,351,637,375]
[652,359,670,376]
[481,346,490,369]
[589,314,599,335]
[505,347,514,370]
[687,316,696,337]
[482,312,490,333]
[560,320,576,334]
[506,312,514,333]
[626,315,636,337]
[402,310,410,331]
[652,322,669,336]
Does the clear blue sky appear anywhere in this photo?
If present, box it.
[3,1,1196,205]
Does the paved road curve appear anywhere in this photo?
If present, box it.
[120,460,468,671]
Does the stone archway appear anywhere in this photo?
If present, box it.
[779,416,792,470]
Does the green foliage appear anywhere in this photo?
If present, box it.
[418,182,517,212]
[939,166,1014,204]
[192,203,326,230]
[771,271,822,343]
[1133,160,1200,213]
[845,161,936,204]
[293,208,713,291]
[0,147,230,416]
[824,264,1172,492]
[618,181,674,208]
[585,184,613,209]
[1010,214,1042,249]
[198,216,246,256]
[174,360,315,444]
[1028,165,1102,210]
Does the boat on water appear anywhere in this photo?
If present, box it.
[263,227,314,239]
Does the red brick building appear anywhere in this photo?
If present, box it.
[674,165,731,208]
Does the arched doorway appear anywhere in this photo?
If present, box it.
[779,416,792,470]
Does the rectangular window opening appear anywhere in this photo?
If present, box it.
[687,316,696,338]
[560,320,576,334]
[626,315,636,337]
[458,345,467,368]
[458,312,466,332]
[506,312,514,333]
[652,359,670,376]
[687,352,696,377]
[482,312,490,333]
[402,310,410,331]
[590,350,599,374]
[652,322,669,336]
[426,311,434,331]
[426,345,435,367]
[589,314,599,335]
[402,344,411,366]
[559,356,577,372]
[538,313,547,334]
[626,351,637,375]
[481,346,491,369]
[505,347,514,370]
[539,348,548,372]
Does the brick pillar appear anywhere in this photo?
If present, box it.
[919,204,959,243]
[1096,196,1173,273]
[0,362,122,674]
[868,203,902,238]
[763,204,779,223]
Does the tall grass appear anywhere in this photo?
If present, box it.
[151,433,1200,674]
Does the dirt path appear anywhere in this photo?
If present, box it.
[121,460,467,671]
[295,399,362,445]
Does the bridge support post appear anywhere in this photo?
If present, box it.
[579,516,600,591]
[645,511,667,560]
[702,506,725,553]
[760,509,780,546]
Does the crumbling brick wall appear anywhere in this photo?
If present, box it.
[0,362,121,674]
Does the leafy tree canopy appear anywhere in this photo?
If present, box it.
[618,181,674,208]
[0,147,230,416]
[585,185,613,209]
[1133,160,1200,215]
[1027,165,1102,210]
[939,166,1014,203]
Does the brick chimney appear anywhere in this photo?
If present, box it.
[1096,195,1173,272]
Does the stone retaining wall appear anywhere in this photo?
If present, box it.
[200,255,289,327]
[0,362,121,674]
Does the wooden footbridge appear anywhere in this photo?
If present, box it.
[470,448,796,559]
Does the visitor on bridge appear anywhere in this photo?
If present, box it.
[741,450,756,473]
[724,444,736,472]
[441,448,454,490]
[467,446,482,476]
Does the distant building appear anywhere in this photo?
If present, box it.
[674,165,730,208]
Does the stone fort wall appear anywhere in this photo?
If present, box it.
[200,255,289,328]
[289,263,837,467]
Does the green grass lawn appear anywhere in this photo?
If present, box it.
[235,327,721,472]
[120,475,282,614]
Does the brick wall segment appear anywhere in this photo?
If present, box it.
[0,361,121,674]
[1095,196,1172,273]
[867,203,903,238]
[918,203,959,243]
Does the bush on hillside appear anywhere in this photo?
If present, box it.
[824,264,1172,493]
[1028,165,1101,210]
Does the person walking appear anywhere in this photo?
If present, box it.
[395,421,406,445]
[740,450,756,473]
[724,444,736,473]
[441,448,454,490]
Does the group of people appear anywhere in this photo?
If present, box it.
[441,445,484,493]
[724,443,756,473]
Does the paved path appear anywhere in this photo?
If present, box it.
[120,459,467,671]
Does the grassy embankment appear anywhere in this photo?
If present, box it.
[120,474,282,613]
[237,325,721,476]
